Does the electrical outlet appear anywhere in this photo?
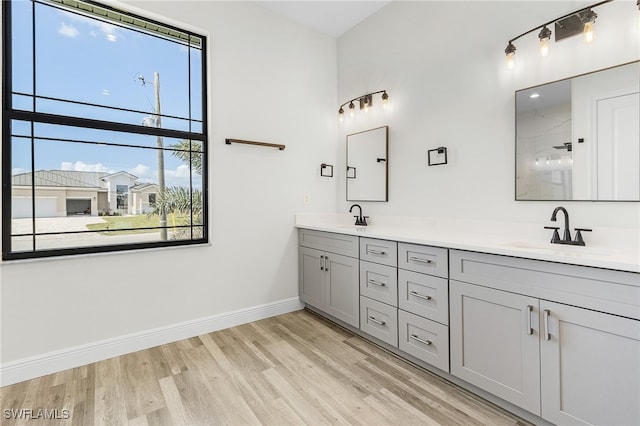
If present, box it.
[303,193,311,204]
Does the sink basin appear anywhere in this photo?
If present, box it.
[504,241,611,257]
[334,224,367,232]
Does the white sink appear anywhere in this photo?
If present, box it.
[504,241,611,257]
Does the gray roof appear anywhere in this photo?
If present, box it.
[12,170,109,188]
[130,182,158,191]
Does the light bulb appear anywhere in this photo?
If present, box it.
[505,42,516,69]
[349,102,355,117]
[381,91,389,109]
[581,10,597,44]
[583,21,594,43]
[338,107,344,122]
[540,39,550,57]
[506,52,515,69]
[538,26,551,57]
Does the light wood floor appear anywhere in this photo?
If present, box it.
[1,309,531,426]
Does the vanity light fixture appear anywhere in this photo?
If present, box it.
[504,0,615,68]
[338,90,389,120]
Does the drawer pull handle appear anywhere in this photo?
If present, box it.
[526,305,533,335]
[368,279,386,287]
[409,256,432,264]
[543,309,551,341]
[409,291,432,301]
[410,334,432,345]
[320,255,324,271]
[367,249,386,256]
[368,316,386,326]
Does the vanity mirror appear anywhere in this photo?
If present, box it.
[346,126,388,202]
[515,61,639,201]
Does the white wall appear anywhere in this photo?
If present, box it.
[0,1,337,365]
[337,0,640,228]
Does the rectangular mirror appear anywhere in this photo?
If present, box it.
[515,61,639,201]
[346,126,388,201]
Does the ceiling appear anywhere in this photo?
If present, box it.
[256,1,392,38]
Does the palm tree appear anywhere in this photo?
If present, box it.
[149,139,203,239]
[170,140,203,174]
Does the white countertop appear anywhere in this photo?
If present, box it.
[295,213,640,273]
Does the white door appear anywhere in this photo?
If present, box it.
[540,300,640,426]
[450,280,541,415]
[596,92,640,200]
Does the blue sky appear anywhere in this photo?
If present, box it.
[11,0,203,188]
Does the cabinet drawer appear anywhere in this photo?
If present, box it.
[360,261,398,307]
[450,250,640,320]
[398,243,448,278]
[360,296,398,347]
[298,229,359,258]
[399,310,449,372]
[398,269,448,325]
[360,238,397,267]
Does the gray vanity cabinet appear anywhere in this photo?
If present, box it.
[298,230,360,328]
[449,249,640,424]
[450,280,541,414]
[539,300,640,426]
[359,238,399,346]
[396,242,450,372]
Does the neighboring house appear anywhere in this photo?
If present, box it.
[11,170,158,218]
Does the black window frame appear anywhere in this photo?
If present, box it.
[2,0,209,260]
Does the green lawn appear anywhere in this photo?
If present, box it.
[86,214,191,235]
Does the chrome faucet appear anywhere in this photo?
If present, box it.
[544,206,591,246]
[349,204,368,226]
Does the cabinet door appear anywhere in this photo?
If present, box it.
[325,253,360,328]
[540,301,640,426]
[450,280,541,415]
[298,247,325,309]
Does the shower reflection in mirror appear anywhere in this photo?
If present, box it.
[515,61,639,201]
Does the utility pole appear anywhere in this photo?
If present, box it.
[154,72,167,240]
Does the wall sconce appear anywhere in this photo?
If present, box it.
[339,90,389,121]
[503,0,621,68]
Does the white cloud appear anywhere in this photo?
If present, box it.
[63,11,121,42]
[130,164,151,178]
[61,161,113,173]
[166,164,191,179]
[58,22,79,38]
[12,167,27,175]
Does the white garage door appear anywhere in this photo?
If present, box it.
[12,197,57,218]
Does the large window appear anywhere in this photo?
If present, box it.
[2,0,208,259]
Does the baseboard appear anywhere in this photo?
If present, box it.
[0,297,304,387]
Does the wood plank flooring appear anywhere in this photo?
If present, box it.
[1,310,531,425]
